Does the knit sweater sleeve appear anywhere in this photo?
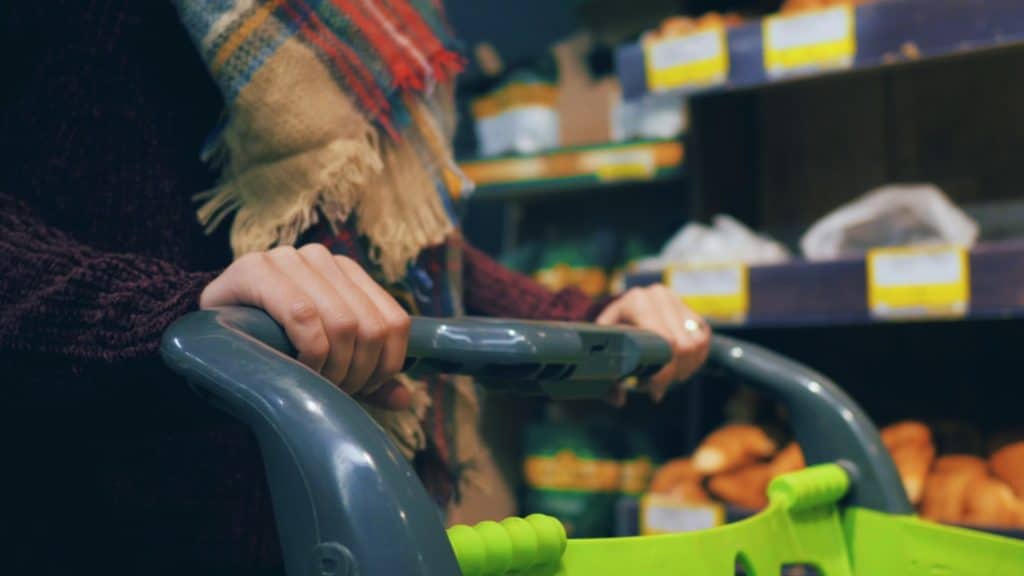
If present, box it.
[0,193,218,362]
[461,241,609,321]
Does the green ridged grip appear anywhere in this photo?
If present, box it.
[768,463,851,511]
[447,514,567,576]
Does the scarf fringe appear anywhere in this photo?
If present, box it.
[196,137,383,261]
[194,38,456,282]
[359,375,433,460]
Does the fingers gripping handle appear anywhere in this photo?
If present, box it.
[707,335,912,514]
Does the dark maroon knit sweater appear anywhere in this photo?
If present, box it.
[0,2,599,574]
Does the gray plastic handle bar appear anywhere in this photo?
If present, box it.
[160,307,910,575]
[403,316,673,398]
[161,307,461,576]
[708,335,912,515]
[401,318,909,513]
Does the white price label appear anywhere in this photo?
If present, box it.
[644,29,729,93]
[867,246,970,319]
[764,6,856,77]
[665,263,749,323]
[642,495,723,535]
[872,250,963,286]
[648,31,723,71]
[669,266,744,296]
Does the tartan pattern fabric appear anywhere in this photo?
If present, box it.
[176,0,464,138]
[176,0,474,505]
[178,0,471,285]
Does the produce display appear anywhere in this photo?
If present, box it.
[507,231,657,298]
[647,421,1024,531]
[523,422,657,537]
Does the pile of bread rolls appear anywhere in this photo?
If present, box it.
[780,0,873,14]
[649,424,798,510]
[644,1,877,43]
[648,421,1024,529]
[886,421,1024,529]
[643,12,744,43]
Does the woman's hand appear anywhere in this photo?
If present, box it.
[199,244,412,409]
[596,284,710,403]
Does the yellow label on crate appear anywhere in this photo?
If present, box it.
[641,494,724,535]
[664,263,749,324]
[644,28,729,93]
[524,452,621,493]
[867,246,970,319]
[595,163,654,181]
[763,6,856,77]
[583,147,657,182]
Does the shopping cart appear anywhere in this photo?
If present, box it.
[162,307,1024,575]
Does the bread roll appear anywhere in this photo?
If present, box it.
[693,424,776,475]
[933,455,988,477]
[962,476,1023,528]
[881,421,932,451]
[921,471,975,523]
[659,17,697,38]
[649,458,700,494]
[670,479,711,504]
[878,421,935,504]
[770,442,805,478]
[781,0,826,14]
[990,442,1024,499]
[890,443,935,505]
[708,463,772,510]
[657,12,742,38]
[695,12,744,30]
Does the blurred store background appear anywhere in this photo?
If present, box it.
[444,0,1024,545]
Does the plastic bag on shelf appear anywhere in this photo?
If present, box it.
[633,214,790,272]
[800,184,979,261]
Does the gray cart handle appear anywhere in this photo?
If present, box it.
[160,307,909,576]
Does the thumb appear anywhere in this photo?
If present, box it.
[362,379,413,410]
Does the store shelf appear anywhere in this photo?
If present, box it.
[625,242,1024,329]
[617,0,1024,101]
[459,139,684,201]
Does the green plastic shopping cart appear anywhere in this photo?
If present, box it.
[162,307,1024,575]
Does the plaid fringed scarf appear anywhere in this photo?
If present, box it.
[174,0,480,506]
[175,0,472,282]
